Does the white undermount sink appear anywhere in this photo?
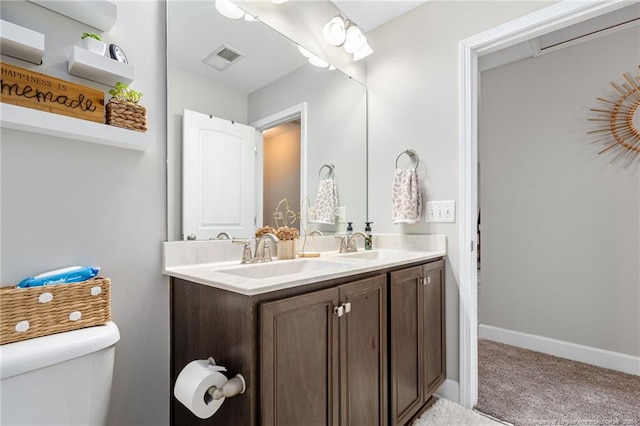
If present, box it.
[216,259,353,279]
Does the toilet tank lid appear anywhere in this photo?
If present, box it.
[0,322,120,380]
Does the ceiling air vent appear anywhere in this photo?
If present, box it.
[203,45,245,71]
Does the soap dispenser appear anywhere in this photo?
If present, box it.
[346,222,353,235]
[364,222,373,250]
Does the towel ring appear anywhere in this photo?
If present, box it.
[395,149,419,170]
[319,164,335,178]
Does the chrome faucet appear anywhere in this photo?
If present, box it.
[346,232,368,253]
[254,233,279,263]
[308,230,323,236]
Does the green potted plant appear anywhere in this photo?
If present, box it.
[81,32,106,55]
[106,82,147,132]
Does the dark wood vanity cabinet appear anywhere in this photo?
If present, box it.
[170,258,444,426]
[260,275,387,426]
[389,260,446,426]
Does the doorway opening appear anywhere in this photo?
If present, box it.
[251,103,308,233]
[459,0,637,411]
[262,120,301,229]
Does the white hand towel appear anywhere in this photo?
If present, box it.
[392,169,422,224]
[311,178,338,224]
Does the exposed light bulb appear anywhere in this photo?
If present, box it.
[322,16,346,46]
[343,25,367,54]
[215,0,245,19]
[353,43,373,61]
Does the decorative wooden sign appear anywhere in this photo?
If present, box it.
[0,62,104,123]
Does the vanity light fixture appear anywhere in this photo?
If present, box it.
[215,0,244,19]
[308,55,329,68]
[322,15,374,61]
[343,25,366,53]
[298,45,331,69]
[322,16,347,46]
[353,43,373,61]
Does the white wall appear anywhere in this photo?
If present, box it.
[0,1,169,424]
[479,26,640,357]
[366,1,552,382]
[167,66,248,241]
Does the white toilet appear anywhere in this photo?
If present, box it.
[0,322,120,425]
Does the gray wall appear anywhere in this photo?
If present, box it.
[366,1,552,382]
[479,26,640,356]
[0,1,169,424]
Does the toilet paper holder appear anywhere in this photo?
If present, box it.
[203,357,246,404]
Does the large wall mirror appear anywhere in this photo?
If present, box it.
[167,1,368,241]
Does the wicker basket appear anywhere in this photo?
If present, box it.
[0,277,111,345]
[106,98,147,132]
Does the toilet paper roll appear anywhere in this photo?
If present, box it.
[174,360,228,419]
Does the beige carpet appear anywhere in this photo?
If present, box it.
[412,397,505,425]
[477,339,640,426]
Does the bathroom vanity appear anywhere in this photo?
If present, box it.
[165,240,446,426]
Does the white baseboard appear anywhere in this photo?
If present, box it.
[435,379,459,403]
[479,324,640,376]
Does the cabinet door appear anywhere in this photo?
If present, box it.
[389,265,424,426]
[261,287,340,426]
[339,275,387,426]
[423,262,446,397]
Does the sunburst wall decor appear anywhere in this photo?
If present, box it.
[588,65,640,167]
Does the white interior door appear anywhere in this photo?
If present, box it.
[183,109,256,240]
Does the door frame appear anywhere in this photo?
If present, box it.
[251,103,308,228]
[457,0,630,409]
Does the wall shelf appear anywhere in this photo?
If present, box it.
[0,19,45,65]
[68,46,134,87]
[0,103,152,152]
[27,0,117,32]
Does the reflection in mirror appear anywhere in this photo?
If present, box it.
[167,1,367,240]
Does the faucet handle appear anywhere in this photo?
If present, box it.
[260,240,274,262]
[232,239,253,264]
[335,236,348,253]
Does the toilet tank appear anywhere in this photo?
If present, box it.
[0,322,120,426]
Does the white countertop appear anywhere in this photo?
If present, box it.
[163,238,446,296]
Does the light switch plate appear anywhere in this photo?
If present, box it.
[337,206,346,223]
[425,200,455,223]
